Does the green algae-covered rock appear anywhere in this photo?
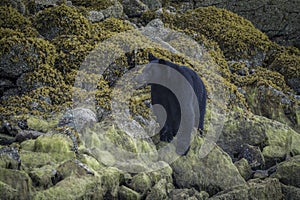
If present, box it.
[0,147,21,169]
[33,175,103,200]
[19,134,76,168]
[0,36,56,79]
[272,155,300,188]
[234,158,252,181]
[210,178,283,200]
[56,159,95,179]
[34,5,91,40]
[29,165,57,190]
[0,180,19,200]
[118,185,142,200]
[281,184,300,200]
[172,134,246,196]
[218,115,268,159]
[262,119,300,168]
[98,167,122,198]
[0,168,32,199]
[170,188,209,200]
[34,134,73,153]
[130,172,152,195]
[145,179,170,200]
[27,116,58,133]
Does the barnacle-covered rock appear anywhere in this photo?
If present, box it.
[34,5,91,40]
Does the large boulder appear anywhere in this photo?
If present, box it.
[171,133,246,196]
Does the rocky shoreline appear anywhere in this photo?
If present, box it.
[0,0,299,199]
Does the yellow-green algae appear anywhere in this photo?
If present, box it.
[0,168,32,199]
[0,36,57,76]
[34,4,92,40]
[0,6,39,37]
[143,6,274,60]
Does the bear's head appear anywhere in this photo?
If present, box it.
[135,53,169,86]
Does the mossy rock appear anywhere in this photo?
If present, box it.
[34,5,92,40]
[34,134,73,153]
[0,168,32,199]
[262,118,300,168]
[210,178,283,200]
[118,185,141,200]
[0,0,26,14]
[0,36,56,79]
[145,179,170,200]
[172,133,246,196]
[158,6,273,61]
[27,116,58,133]
[272,155,300,188]
[28,165,57,190]
[0,85,72,121]
[0,181,19,200]
[17,64,66,92]
[130,172,152,195]
[268,48,300,94]
[98,167,122,198]
[33,175,103,200]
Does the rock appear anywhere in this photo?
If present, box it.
[193,0,300,48]
[238,144,265,169]
[0,181,19,200]
[33,175,103,199]
[26,0,70,14]
[57,159,94,179]
[262,121,300,168]
[281,184,300,200]
[0,168,32,199]
[172,134,246,196]
[141,0,162,10]
[0,147,21,169]
[130,172,152,195]
[88,10,104,22]
[253,170,269,179]
[20,134,75,168]
[210,178,283,200]
[0,0,26,14]
[170,188,209,200]
[218,116,268,161]
[234,158,252,181]
[101,0,124,19]
[0,36,56,79]
[15,130,43,143]
[0,78,14,95]
[272,155,300,187]
[29,165,59,189]
[34,5,91,40]
[118,185,141,200]
[122,0,149,17]
[145,179,169,200]
[58,108,97,132]
[98,167,123,198]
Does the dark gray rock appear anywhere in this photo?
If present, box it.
[122,0,149,17]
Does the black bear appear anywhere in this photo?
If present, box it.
[137,53,206,155]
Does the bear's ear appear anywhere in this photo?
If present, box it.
[148,53,158,61]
